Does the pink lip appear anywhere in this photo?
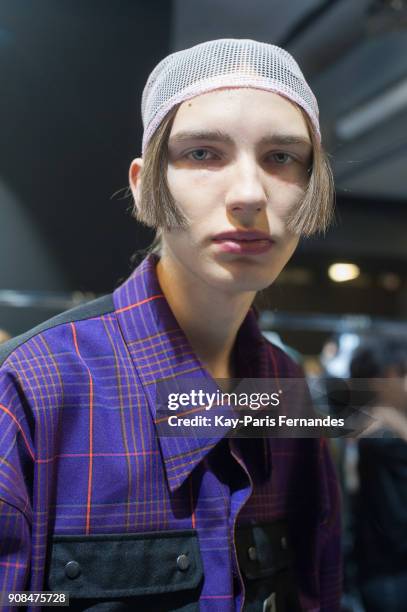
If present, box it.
[212,230,274,255]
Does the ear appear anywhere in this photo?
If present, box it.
[129,158,144,211]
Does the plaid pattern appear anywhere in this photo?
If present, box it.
[0,255,342,611]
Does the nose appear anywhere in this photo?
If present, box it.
[225,157,268,219]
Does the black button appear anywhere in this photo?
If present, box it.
[176,554,190,571]
[64,560,81,579]
[247,546,257,561]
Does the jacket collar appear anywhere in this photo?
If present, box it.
[113,254,267,492]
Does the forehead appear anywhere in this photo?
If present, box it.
[169,88,310,140]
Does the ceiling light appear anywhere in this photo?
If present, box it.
[328,263,360,282]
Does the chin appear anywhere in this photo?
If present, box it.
[208,263,278,293]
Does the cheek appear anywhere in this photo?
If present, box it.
[167,168,223,216]
[286,235,300,256]
[167,167,218,191]
[275,232,300,261]
[269,179,305,215]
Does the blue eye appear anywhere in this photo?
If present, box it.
[187,149,214,161]
[271,152,292,164]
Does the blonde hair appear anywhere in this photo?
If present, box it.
[133,103,335,252]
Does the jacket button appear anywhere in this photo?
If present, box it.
[247,546,257,561]
[280,536,287,550]
[176,554,190,571]
[64,560,81,579]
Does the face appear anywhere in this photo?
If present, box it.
[140,88,312,294]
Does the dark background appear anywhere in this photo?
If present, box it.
[1,0,407,346]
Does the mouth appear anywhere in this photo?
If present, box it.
[212,230,274,255]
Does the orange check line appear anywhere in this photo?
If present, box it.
[189,479,196,529]
[0,403,35,461]
[155,402,225,425]
[35,450,159,464]
[155,405,207,425]
[71,323,94,535]
[116,294,164,314]
[0,560,26,568]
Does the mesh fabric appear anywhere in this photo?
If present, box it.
[141,38,320,153]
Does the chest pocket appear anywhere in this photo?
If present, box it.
[235,519,302,612]
[46,530,203,612]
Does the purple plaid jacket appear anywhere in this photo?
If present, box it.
[0,255,341,611]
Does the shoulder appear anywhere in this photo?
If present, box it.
[0,294,117,422]
[0,294,115,368]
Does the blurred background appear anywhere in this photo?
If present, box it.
[1,2,407,610]
[1,0,407,346]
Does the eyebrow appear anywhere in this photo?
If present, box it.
[169,129,234,145]
[258,134,312,148]
[168,129,311,148]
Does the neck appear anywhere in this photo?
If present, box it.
[156,254,255,379]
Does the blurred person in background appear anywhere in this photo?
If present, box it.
[350,337,407,612]
[318,334,362,611]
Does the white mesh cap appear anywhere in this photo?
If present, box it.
[141,38,320,153]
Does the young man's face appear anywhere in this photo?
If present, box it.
[162,88,312,294]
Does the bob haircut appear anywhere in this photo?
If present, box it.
[133,100,335,253]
